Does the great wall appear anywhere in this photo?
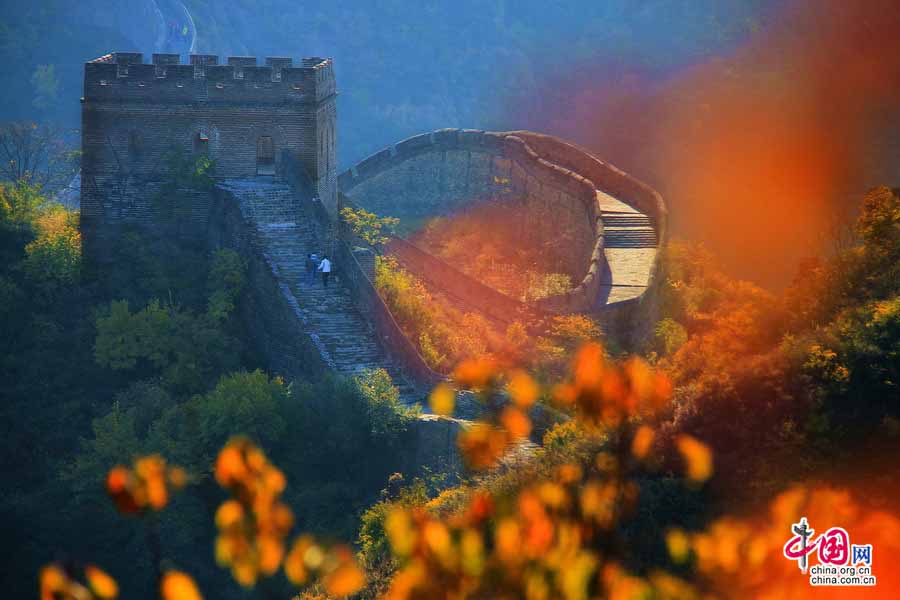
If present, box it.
[80,52,666,473]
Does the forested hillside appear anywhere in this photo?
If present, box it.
[0,176,421,599]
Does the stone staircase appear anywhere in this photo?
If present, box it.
[219,179,421,403]
[598,203,658,248]
[220,178,540,470]
[594,191,659,304]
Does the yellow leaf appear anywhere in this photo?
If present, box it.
[460,528,485,576]
[665,528,690,564]
[525,571,550,600]
[429,383,455,416]
[676,435,713,483]
[304,543,325,570]
[85,565,118,599]
[385,508,415,557]
[215,534,236,566]
[232,558,258,587]
[559,552,598,600]
[160,570,203,600]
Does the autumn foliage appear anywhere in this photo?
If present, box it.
[105,454,187,515]
[377,342,720,600]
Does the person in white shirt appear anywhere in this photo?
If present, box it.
[317,255,332,287]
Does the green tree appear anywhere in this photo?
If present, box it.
[0,180,47,225]
[148,370,289,471]
[206,248,247,321]
[94,299,240,394]
[355,368,419,436]
[654,317,688,356]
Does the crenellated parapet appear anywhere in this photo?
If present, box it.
[83,52,336,105]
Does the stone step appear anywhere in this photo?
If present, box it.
[602,216,652,227]
[224,180,422,404]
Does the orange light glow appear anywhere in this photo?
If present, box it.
[528,0,900,286]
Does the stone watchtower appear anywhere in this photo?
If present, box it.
[80,52,337,252]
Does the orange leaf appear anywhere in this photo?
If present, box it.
[324,563,366,597]
[160,570,203,600]
[495,518,522,565]
[284,537,312,585]
[500,406,531,439]
[631,425,655,460]
[40,564,68,600]
[215,500,244,529]
[168,467,188,489]
[573,343,605,388]
[258,536,285,575]
[423,521,451,557]
[507,370,539,409]
[452,357,496,389]
[147,475,168,510]
[263,467,286,494]
[215,445,246,487]
[676,435,713,483]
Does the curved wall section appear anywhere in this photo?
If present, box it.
[340,129,611,313]
[340,129,664,316]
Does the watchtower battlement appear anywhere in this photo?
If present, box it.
[84,53,336,105]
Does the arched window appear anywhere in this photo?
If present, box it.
[257,136,275,175]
